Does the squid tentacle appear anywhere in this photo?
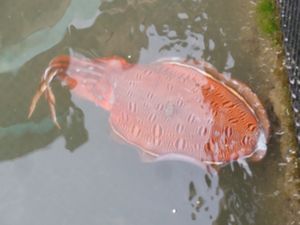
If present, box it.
[28,67,65,129]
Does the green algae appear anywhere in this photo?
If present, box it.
[256,0,280,43]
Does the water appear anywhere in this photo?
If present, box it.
[0,0,297,224]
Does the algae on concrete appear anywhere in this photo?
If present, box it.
[255,0,300,222]
[256,0,280,42]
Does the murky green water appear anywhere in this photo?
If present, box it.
[0,0,296,225]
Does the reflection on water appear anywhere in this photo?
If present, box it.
[0,0,101,73]
[188,173,221,222]
[0,137,223,225]
[0,0,292,224]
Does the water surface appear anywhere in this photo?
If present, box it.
[0,0,293,224]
